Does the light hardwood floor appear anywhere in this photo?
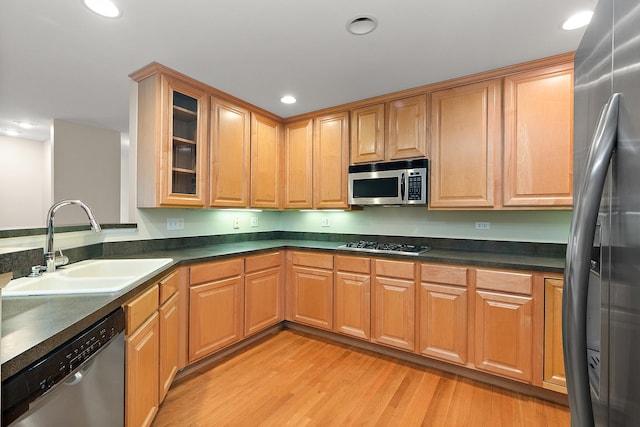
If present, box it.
[153,330,570,426]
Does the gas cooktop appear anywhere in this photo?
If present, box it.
[338,241,431,256]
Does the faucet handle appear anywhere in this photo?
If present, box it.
[29,265,45,277]
[55,249,70,268]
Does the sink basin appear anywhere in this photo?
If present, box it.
[61,258,174,278]
[3,258,173,297]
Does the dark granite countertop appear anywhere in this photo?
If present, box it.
[1,238,565,381]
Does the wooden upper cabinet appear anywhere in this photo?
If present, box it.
[351,103,385,164]
[251,113,282,209]
[313,112,349,209]
[210,97,250,207]
[429,80,501,209]
[284,119,314,209]
[503,62,574,208]
[133,68,209,208]
[386,94,427,161]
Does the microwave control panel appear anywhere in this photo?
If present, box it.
[407,172,423,201]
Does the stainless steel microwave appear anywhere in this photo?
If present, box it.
[348,159,428,205]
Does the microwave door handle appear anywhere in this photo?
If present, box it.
[400,172,406,201]
[563,92,619,427]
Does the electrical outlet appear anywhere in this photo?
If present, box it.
[233,216,240,229]
[250,217,259,227]
[321,217,330,227]
[166,218,184,230]
[475,221,491,230]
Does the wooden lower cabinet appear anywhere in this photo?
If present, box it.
[372,259,416,351]
[124,285,160,427]
[287,251,334,330]
[245,252,283,336]
[418,264,469,365]
[474,268,534,383]
[544,277,567,392]
[126,314,160,427]
[334,255,371,340]
[159,292,179,402]
[189,275,244,361]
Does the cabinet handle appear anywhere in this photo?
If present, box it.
[563,92,619,427]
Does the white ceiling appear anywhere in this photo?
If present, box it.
[1,0,597,142]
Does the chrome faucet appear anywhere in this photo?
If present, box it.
[44,200,102,272]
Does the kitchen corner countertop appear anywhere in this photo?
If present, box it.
[1,239,565,381]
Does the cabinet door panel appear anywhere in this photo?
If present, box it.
[284,119,314,209]
[313,112,349,209]
[419,283,467,364]
[335,271,371,339]
[475,290,533,382]
[289,265,333,330]
[159,292,179,403]
[189,276,244,362]
[351,104,385,164]
[429,80,501,208]
[245,266,283,336]
[386,94,427,160]
[544,278,566,392]
[210,98,250,207]
[373,276,415,351]
[503,63,573,207]
[126,313,159,427]
[251,113,282,208]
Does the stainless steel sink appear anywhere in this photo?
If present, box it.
[3,258,173,297]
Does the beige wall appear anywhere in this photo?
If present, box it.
[0,134,52,228]
[53,119,120,226]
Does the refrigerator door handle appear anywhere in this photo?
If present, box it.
[563,92,620,427]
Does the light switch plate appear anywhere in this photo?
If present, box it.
[167,218,184,230]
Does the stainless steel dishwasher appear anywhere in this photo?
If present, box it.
[2,308,125,426]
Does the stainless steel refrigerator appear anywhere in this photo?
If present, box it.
[564,0,640,426]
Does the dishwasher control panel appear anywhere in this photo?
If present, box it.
[2,308,125,426]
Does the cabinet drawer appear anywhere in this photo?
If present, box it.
[190,258,244,285]
[335,255,370,274]
[245,252,281,273]
[159,270,179,304]
[421,264,468,287]
[476,269,533,295]
[124,284,159,335]
[375,259,415,280]
[291,251,333,270]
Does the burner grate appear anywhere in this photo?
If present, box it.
[338,240,430,256]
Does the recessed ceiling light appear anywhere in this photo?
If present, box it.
[13,121,35,129]
[83,0,121,18]
[347,16,378,35]
[1,129,21,137]
[562,11,593,30]
[281,95,297,104]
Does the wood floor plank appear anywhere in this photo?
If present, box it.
[153,330,570,427]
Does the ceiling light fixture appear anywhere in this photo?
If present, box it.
[281,95,297,104]
[347,16,378,35]
[562,11,593,30]
[13,121,35,129]
[1,129,21,137]
[83,0,121,18]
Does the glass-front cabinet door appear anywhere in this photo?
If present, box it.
[162,77,208,206]
[131,63,209,208]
